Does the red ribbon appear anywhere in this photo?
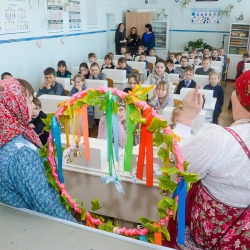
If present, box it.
[136,108,154,186]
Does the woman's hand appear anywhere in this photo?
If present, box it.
[178,85,203,127]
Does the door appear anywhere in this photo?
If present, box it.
[137,12,151,38]
[106,14,115,54]
[126,12,138,37]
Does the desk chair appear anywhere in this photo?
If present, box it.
[148,62,153,73]
[133,69,139,74]
[106,78,114,88]
[64,89,70,96]
[174,99,183,107]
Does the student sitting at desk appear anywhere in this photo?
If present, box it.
[149,80,173,114]
[174,53,182,65]
[124,51,132,61]
[175,66,196,94]
[174,55,189,82]
[123,73,140,93]
[78,62,90,79]
[37,67,64,97]
[55,60,72,78]
[89,62,106,80]
[0,78,78,223]
[138,52,148,70]
[115,57,133,78]
[29,97,49,145]
[165,60,175,74]
[149,48,159,61]
[97,99,127,148]
[101,54,115,70]
[236,53,250,79]
[203,71,224,124]
[211,48,221,61]
[195,57,214,76]
[143,59,173,91]
[169,105,183,129]
[192,56,202,68]
[68,74,94,128]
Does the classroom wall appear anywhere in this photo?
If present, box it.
[126,0,250,53]
[0,0,127,90]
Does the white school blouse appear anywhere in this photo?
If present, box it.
[174,123,250,208]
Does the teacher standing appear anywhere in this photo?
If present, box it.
[115,23,127,55]
[140,24,155,55]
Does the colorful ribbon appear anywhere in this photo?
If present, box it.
[51,116,64,184]
[126,84,154,104]
[173,178,186,245]
[105,91,114,177]
[100,174,124,194]
[112,96,119,162]
[81,105,90,161]
[136,108,154,186]
[123,104,135,172]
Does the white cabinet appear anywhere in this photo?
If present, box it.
[227,23,250,79]
[151,21,169,60]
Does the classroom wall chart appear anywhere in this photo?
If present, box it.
[191,8,222,24]
[69,1,81,31]
[86,0,97,29]
[0,0,30,35]
[47,0,63,32]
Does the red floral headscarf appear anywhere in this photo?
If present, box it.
[235,70,250,113]
[0,78,42,147]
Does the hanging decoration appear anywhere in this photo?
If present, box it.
[39,86,198,246]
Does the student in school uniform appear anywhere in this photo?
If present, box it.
[101,54,115,70]
[165,60,175,74]
[204,71,224,124]
[78,62,90,79]
[149,48,159,61]
[138,52,149,70]
[124,51,132,61]
[120,46,128,56]
[192,56,202,68]
[195,57,214,76]
[211,49,221,61]
[55,60,72,78]
[174,53,182,65]
[123,73,140,93]
[37,67,64,97]
[174,56,189,81]
[175,66,196,94]
[219,47,227,75]
[115,57,133,78]
[236,53,250,79]
[89,62,106,80]
[202,48,210,59]
[29,97,49,145]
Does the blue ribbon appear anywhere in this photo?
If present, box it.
[51,116,64,184]
[100,174,124,194]
[139,236,147,242]
[132,164,162,184]
[173,178,186,245]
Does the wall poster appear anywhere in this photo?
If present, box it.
[86,0,97,29]
[69,1,81,31]
[0,0,30,35]
[191,8,222,24]
[47,0,63,32]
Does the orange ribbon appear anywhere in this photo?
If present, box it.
[81,105,90,161]
[136,108,154,186]
[154,223,162,245]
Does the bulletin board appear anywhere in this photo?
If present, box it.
[191,8,222,24]
[0,0,30,35]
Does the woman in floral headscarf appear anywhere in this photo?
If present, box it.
[0,78,77,223]
[168,71,250,249]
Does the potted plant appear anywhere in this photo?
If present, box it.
[183,38,213,53]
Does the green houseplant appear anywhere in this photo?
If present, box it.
[183,38,213,52]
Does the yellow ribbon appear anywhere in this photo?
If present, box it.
[126,84,154,104]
